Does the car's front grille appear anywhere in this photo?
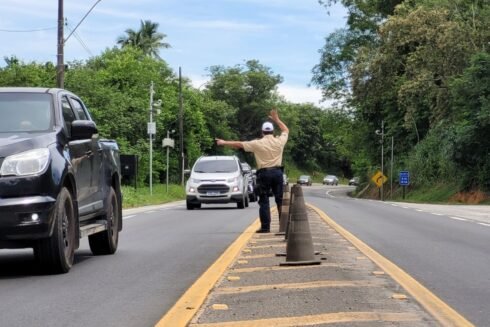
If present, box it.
[197,184,230,195]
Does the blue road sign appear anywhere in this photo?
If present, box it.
[399,171,410,186]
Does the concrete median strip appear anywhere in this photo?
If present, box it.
[157,203,473,327]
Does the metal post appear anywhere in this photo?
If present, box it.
[179,67,184,186]
[56,0,64,88]
[166,130,170,193]
[390,136,394,199]
[381,120,384,201]
[149,81,154,195]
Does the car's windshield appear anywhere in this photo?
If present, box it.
[326,175,335,179]
[300,175,309,179]
[194,159,238,173]
[0,93,52,133]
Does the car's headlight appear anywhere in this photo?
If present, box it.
[0,148,50,176]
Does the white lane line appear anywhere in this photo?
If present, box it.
[145,210,156,214]
[326,191,336,198]
[416,209,424,212]
[402,206,409,209]
[431,213,444,216]
[391,204,398,207]
[449,216,467,221]
[478,222,490,227]
[123,215,136,220]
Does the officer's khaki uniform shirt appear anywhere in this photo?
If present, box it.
[241,133,288,169]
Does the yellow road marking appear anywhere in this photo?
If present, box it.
[308,203,475,327]
[231,263,340,273]
[154,218,260,327]
[189,311,421,327]
[247,244,285,249]
[211,304,229,310]
[215,280,381,294]
[240,253,276,259]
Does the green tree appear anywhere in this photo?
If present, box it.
[206,60,283,141]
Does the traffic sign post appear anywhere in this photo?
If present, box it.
[399,171,410,199]
[371,171,387,188]
[371,170,387,200]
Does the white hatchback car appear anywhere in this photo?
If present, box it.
[185,156,249,210]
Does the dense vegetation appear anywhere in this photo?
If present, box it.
[313,0,489,195]
[1,0,488,201]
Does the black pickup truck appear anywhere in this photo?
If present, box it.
[0,87,122,273]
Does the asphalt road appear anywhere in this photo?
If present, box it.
[1,187,488,326]
[304,185,490,326]
[0,201,259,327]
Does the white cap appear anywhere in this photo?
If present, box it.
[262,122,274,132]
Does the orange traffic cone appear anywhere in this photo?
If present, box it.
[280,185,321,266]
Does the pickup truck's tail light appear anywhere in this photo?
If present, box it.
[0,148,50,176]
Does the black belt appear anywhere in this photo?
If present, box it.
[257,166,282,173]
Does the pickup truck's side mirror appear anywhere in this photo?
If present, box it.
[71,120,98,140]
[184,169,191,175]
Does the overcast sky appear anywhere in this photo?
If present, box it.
[0,0,346,106]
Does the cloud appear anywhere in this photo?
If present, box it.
[278,84,332,107]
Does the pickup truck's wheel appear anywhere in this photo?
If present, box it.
[34,187,75,274]
[89,187,119,255]
[186,200,195,210]
[245,194,249,207]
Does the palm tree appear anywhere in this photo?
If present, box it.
[117,20,171,59]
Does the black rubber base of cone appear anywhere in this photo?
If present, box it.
[280,260,321,266]
[275,252,286,257]
[274,232,286,236]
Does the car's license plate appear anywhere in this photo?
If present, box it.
[207,191,220,196]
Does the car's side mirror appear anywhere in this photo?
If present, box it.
[71,120,98,140]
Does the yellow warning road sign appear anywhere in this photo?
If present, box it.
[371,171,387,188]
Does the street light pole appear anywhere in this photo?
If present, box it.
[149,82,154,195]
[376,120,385,201]
[390,136,394,198]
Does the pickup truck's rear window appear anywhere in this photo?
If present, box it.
[193,160,238,173]
[0,93,52,133]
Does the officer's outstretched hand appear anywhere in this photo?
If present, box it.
[215,138,224,146]
[269,108,279,122]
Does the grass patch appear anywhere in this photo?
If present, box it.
[393,183,459,203]
[121,184,186,209]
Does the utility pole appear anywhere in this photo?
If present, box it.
[56,0,64,88]
[179,67,184,186]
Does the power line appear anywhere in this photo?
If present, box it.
[65,22,93,57]
[0,27,56,33]
[64,0,102,43]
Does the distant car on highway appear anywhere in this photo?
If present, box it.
[323,175,339,185]
[297,175,312,186]
[349,177,359,186]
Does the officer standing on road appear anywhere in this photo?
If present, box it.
[215,109,289,233]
